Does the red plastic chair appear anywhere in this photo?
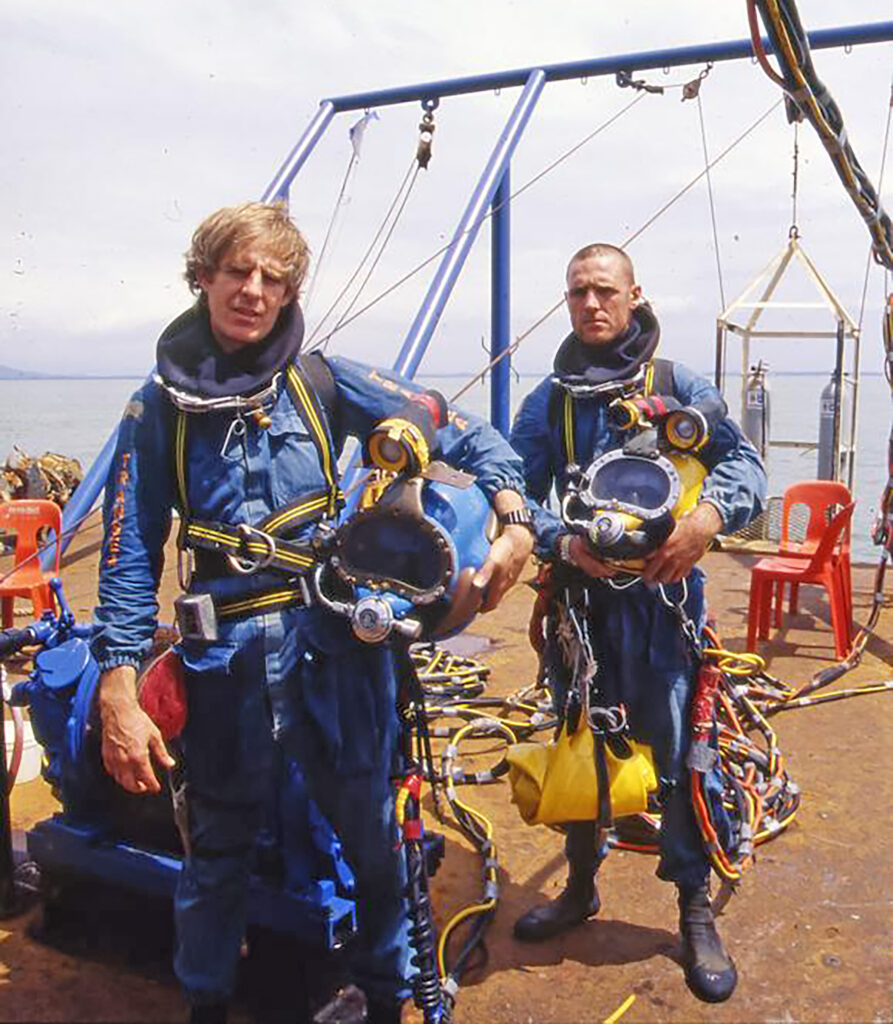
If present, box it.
[0,499,62,627]
[777,480,853,618]
[746,501,855,660]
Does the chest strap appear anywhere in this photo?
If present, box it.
[558,359,670,469]
[183,516,319,576]
[173,357,343,582]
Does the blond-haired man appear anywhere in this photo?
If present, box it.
[95,202,532,1023]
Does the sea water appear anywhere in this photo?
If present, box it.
[0,373,889,563]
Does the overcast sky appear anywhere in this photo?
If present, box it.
[3,1,892,383]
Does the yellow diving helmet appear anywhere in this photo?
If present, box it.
[560,394,724,569]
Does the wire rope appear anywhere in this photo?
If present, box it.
[696,90,727,312]
[311,92,649,351]
[306,157,420,349]
[302,150,359,313]
[790,120,800,233]
[314,164,424,354]
[450,97,783,402]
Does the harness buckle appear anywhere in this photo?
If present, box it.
[226,523,278,576]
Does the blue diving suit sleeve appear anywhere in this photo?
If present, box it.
[326,356,526,501]
[671,363,767,533]
[510,377,567,559]
[92,382,176,673]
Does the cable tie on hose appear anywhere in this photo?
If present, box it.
[484,880,499,900]
[442,977,460,999]
[687,741,718,773]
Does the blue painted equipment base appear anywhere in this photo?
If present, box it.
[27,816,357,949]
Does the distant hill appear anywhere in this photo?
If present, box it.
[0,364,57,380]
[0,364,140,381]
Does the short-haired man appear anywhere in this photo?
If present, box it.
[94,202,533,1023]
[509,243,766,1003]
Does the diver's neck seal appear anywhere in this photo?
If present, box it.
[155,301,305,411]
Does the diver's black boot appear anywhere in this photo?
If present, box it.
[364,995,404,1024]
[677,884,737,1003]
[513,822,600,942]
[188,1003,227,1024]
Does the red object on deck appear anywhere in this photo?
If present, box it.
[747,501,856,660]
[0,499,62,627]
[778,480,853,617]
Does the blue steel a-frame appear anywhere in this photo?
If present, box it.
[57,19,893,550]
[260,19,893,436]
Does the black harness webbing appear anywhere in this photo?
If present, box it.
[552,358,674,470]
[215,585,311,621]
[173,354,342,613]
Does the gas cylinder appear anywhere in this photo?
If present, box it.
[817,372,849,480]
[741,362,770,461]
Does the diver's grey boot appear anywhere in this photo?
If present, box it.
[678,884,737,1003]
[513,822,600,942]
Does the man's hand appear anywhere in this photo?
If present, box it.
[563,534,620,579]
[98,665,176,795]
[639,502,723,585]
[473,524,534,613]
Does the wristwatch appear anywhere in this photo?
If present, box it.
[497,506,536,537]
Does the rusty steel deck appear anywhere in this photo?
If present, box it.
[2,525,891,1023]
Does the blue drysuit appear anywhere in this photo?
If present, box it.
[93,330,526,1005]
[510,339,766,887]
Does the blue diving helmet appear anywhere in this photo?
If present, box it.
[313,464,497,643]
[312,391,497,643]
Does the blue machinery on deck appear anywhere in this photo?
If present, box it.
[0,580,357,947]
[56,18,893,558]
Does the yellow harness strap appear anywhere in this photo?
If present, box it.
[561,360,657,468]
[173,358,342,592]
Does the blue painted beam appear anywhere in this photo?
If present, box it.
[262,100,336,203]
[490,168,511,438]
[43,425,118,568]
[393,70,545,381]
[318,22,893,112]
